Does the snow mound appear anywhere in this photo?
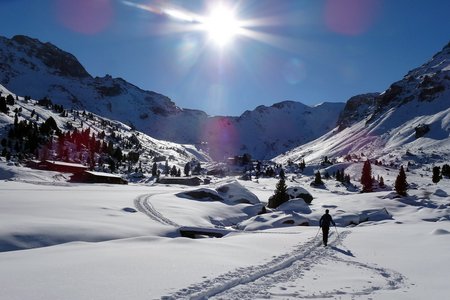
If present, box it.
[277,199,312,214]
[178,181,261,205]
[236,211,309,231]
[177,188,223,202]
[433,189,448,197]
[216,181,260,205]
[360,208,392,223]
[431,228,450,235]
[335,213,361,226]
[286,186,313,203]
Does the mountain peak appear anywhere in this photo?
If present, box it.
[9,35,90,79]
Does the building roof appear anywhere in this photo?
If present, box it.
[85,171,123,178]
[45,160,88,169]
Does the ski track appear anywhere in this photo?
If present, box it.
[134,194,179,227]
[133,194,408,299]
[162,231,408,299]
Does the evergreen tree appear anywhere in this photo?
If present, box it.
[344,174,351,184]
[379,176,385,188]
[279,168,285,180]
[6,94,15,105]
[442,164,450,177]
[128,151,140,164]
[109,159,116,173]
[432,166,441,184]
[193,162,202,175]
[299,159,306,172]
[113,147,123,162]
[268,178,289,208]
[184,162,191,176]
[255,161,261,175]
[152,162,158,177]
[395,166,408,196]
[170,165,178,176]
[0,97,8,113]
[360,160,373,192]
[164,161,169,176]
[336,169,341,182]
[314,171,323,185]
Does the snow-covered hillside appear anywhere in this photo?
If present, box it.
[0,35,343,160]
[0,84,211,176]
[275,42,450,166]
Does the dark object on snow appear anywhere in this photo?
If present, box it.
[319,209,336,246]
[157,177,203,186]
[70,171,128,185]
[122,207,137,213]
[179,226,228,239]
[180,190,223,201]
[415,124,430,138]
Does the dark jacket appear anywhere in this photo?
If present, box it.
[319,213,335,228]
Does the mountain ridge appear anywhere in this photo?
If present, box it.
[275,41,450,166]
[0,34,343,160]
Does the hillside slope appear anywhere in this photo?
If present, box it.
[275,42,450,166]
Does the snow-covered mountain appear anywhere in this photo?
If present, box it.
[0,35,343,160]
[0,83,211,175]
[275,42,450,166]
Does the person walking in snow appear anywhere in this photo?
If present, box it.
[319,209,335,246]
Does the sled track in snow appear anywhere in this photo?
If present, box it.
[134,194,179,227]
[163,231,408,299]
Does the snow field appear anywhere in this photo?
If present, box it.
[1,162,450,299]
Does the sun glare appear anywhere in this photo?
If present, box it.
[202,5,241,47]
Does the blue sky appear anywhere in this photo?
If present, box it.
[0,0,449,116]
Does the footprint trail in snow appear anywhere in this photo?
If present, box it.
[163,230,408,299]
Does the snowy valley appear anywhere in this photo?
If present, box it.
[1,36,450,299]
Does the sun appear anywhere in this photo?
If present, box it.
[202,5,241,47]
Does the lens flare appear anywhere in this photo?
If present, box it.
[202,117,239,161]
[55,0,114,34]
[283,58,307,85]
[324,0,381,36]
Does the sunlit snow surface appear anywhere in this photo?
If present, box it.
[1,160,449,300]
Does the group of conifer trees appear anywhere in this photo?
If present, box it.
[360,160,408,196]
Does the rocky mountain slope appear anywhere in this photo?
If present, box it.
[275,42,450,166]
[0,35,343,160]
